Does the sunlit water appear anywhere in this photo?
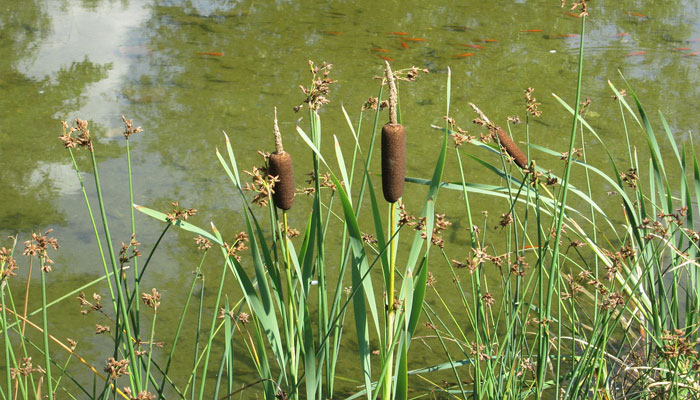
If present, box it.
[1,0,699,396]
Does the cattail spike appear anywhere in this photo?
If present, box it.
[495,126,528,169]
[385,61,398,125]
[270,108,294,210]
[273,107,284,153]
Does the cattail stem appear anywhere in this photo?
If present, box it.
[282,210,298,397]
[384,201,398,400]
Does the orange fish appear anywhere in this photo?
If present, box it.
[388,32,409,35]
[454,52,475,58]
[565,12,581,18]
[377,55,394,61]
[520,29,543,33]
[197,52,224,56]
[616,32,630,37]
[405,37,426,42]
[690,38,700,42]
[557,33,580,38]
[484,39,498,43]
[401,41,408,49]
[673,47,691,51]
[322,31,342,36]
[460,44,484,49]
[628,12,646,18]
[683,52,700,56]
[626,51,647,56]
[371,48,390,52]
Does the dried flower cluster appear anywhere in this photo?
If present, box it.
[77,292,103,315]
[224,232,249,262]
[59,119,93,151]
[296,60,337,112]
[560,147,583,162]
[374,65,429,83]
[452,247,529,277]
[104,357,129,379]
[361,233,378,244]
[166,202,197,222]
[620,168,638,189]
[119,234,141,268]
[122,389,156,400]
[660,329,700,360]
[361,97,389,111]
[0,245,18,282]
[243,164,278,207]
[562,0,589,17]
[611,89,627,101]
[194,235,212,251]
[10,357,44,379]
[141,288,161,311]
[524,88,542,117]
[23,229,59,272]
[470,103,495,130]
[95,324,111,334]
[443,116,474,147]
[121,115,143,139]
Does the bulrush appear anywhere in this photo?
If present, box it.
[269,108,295,210]
[381,61,406,203]
[494,126,528,169]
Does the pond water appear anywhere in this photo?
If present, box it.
[1,0,699,396]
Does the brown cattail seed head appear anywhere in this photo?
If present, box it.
[495,126,528,169]
[381,123,406,203]
[269,152,294,210]
[270,107,294,210]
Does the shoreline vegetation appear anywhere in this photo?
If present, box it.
[3,2,700,399]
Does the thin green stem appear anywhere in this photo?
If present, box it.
[40,265,54,399]
[384,201,397,400]
[89,149,141,393]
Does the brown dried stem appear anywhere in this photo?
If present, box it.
[273,107,283,154]
[385,61,398,125]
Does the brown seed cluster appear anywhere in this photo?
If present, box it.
[224,232,249,262]
[194,235,212,251]
[141,288,161,311]
[524,88,542,118]
[562,0,589,17]
[77,292,104,315]
[23,229,59,272]
[121,115,143,139]
[59,119,93,151]
[0,245,18,282]
[10,358,44,379]
[104,357,129,379]
[165,202,197,222]
[296,60,336,112]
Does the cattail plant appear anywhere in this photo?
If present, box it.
[268,107,299,396]
[494,126,528,169]
[381,60,404,400]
